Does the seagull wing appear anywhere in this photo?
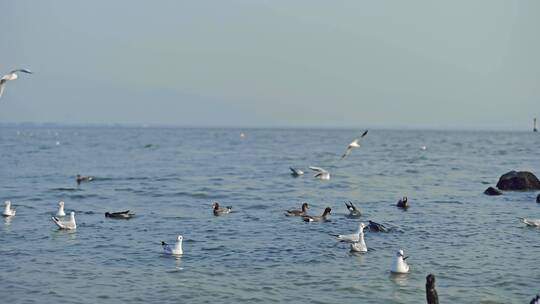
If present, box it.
[309,166,327,173]
[0,81,5,98]
[52,217,64,229]
[10,69,32,74]
[341,147,353,159]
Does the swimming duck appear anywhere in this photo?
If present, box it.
[367,220,388,232]
[530,294,539,304]
[302,207,331,222]
[52,211,77,230]
[390,249,410,274]
[76,174,94,185]
[345,201,361,217]
[105,210,135,219]
[290,167,304,177]
[397,196,409,209]
[2,200,16,217]
[426,274,439,304]
[285,202,309,216]
[212,202,232,216]
[162,235,183,255]
[335,222,367,242]
[350,223,368,253]
[56,201,66,217]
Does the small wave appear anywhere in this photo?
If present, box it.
[50,187,81,192]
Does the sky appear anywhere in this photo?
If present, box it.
[0,0,539,130]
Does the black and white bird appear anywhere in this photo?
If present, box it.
[105,210,135,219]
[289,167,304,177]
[302,207,331,222]
[397,197,409,209]
[212,202,232,216]
[0,69,32,99]
[341,130,368,159]
[345,201,362,217]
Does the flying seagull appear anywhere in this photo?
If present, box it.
[0,69,32,99]
[341,130,368,159]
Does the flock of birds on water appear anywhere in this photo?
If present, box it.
[2,67,540,304]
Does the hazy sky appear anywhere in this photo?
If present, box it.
[1,1,539,129]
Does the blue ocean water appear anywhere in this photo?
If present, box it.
[1,126,539,303]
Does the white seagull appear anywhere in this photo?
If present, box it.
[56,201,66,217]
[341,130,368,159]
[350,223,368,253]
[390,249,410,274]
[519,217,540,227]
[52,211,77,230]
[162,235,183,255]
[2,200,16,217]
[309,166,330,180]
[0,69,32,99]
[334,222,368,242]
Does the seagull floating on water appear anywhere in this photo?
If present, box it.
[0,69,32,99]
[302,207,331,222]
[390,249,410,274]
[519,217,540,227]
[334,222,368,242]
[396,197,409,209]
[285,202,309,216]
[212,202,232,216]
[309,166,330,180]
[52,211,77,230]
[56,201,66,217]
[289,167,304,177]
[345,201,361,217]
[2,200,16,217]
[105,210,135,219]
[350,223,368,253]
[341,130,368,159]
[162,235,183,255]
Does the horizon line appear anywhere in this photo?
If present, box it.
[0,121,537,133]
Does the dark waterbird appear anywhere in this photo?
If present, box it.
[367,220,387,232]
[76,174,94,185]
[530,294,539,304]
[105,210,135,219]
[345,201,361,217]
[212,201,232,216]
[302,207,331,222]
[426,274,439,304]
[285,202,309,216]
[397,196,409,209]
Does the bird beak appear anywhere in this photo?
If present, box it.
[403,256,409,260]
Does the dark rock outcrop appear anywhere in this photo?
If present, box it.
[484,187,503,196]
[496,171,540,191]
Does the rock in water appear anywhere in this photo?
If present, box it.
[495,171,540,191]
[484,187,503,196]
